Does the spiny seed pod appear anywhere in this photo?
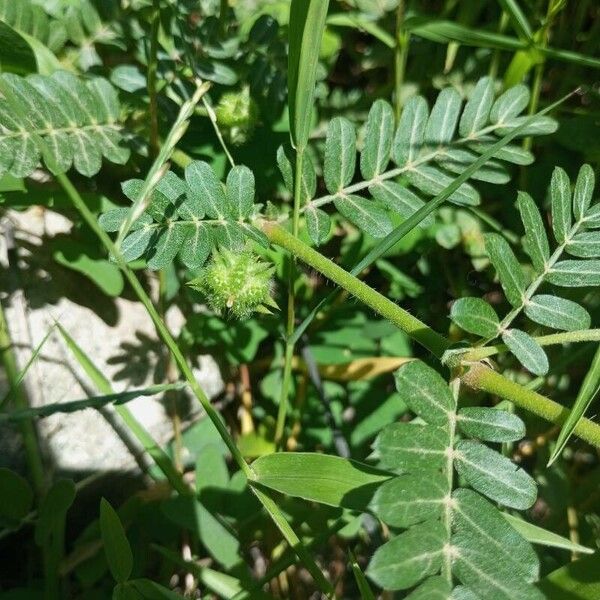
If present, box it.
[187,248,277,319]
[215,87,259,146]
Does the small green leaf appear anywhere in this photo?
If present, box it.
[547,260,600,287]
[517,191,549,273]
[551,166,572,244]
[455,440,537,509]
[459,77,494,137]
[146,224,187,270]
[324,116,356,193]
[490,84,530,123]
[366,519,445,591]
[457,407,525,442]
[393,360,454,425]
[369,472,446,528]
[451,587,480,600]
[453,489,540,583]
[360,99,395,179]
[100,498,133,583]
[185,161,227,219]
[406,577,452,599]
[350,552,377,600]
[548,344,600,467]
[573,164,595,221]
[226,165,254,219]
[0,468,33,526]
[424,87,462,146]
[393,95,428,166]
[525,294,591,331]
[35,479,76,545]
[566,232,600,258]
[250,453,391,510]
[502,328,549,375]
[374,423,448,472]
[484,233,526,307]
[333,194,393,238]
[179,223,212,269]
[305,205,331,246]
[450,297,500,338]
[369,181,433,227]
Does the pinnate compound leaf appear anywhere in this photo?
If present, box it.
[333,194,393,238]
[525,295,591,331]
[366,519,445,591]
[517,191,549,273]
[547,260,600,287]
[450,297,499,338]
[360,99,395,179]
[573,163,595,221]
[373,423,448,472]
[455,440,538,509]
[393,360,454,425]
[551,166,572,244]
[100,498,133,583]
[370,472,446,529]
[324,116,356,193]
[484,233,526,307]
[502,328,549,376]
[305,205,331,245]
[250,453,391,511]
[452,489,540,583]
[457,407,525,442]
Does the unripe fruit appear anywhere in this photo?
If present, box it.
[215,87,259,146]
[187,248,276,319]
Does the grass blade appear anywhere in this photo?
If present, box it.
[349,551,376,600]
[497,0,533,41]
[288,0,330,151]
[548,344,600,466]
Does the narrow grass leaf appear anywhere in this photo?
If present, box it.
[407,165,480,206]
[548,344,600,466]
[497,0,533,41]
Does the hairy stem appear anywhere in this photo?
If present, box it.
[264,222,600,449]
[275,148,305,445]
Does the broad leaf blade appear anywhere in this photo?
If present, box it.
[525,294,590,331]
[457,407,525,442]
[360,99,395,179]
[334,194,393,238]
[324,116,356,193]
[551,166,572,244]
[573,164,595,221]
[100,498,133,584]
[517,191,549,273]
[502,328,549,376]
[547,260,600,287]
[484,233,526,307]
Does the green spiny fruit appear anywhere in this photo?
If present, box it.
[215,87,259,145]
[187,248,277,319]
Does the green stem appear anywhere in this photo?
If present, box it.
[275,148,305,445]
[462,364,600,449]
[393,0,409,122]
[147,0,160,159]
[0,300,45,496]
[264,222,450,358]
[264,222,600,451]
[462,329,600,362]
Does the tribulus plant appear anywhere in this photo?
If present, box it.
[2,1,600,599]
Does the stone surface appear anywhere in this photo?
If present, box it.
[0,208,224,475]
